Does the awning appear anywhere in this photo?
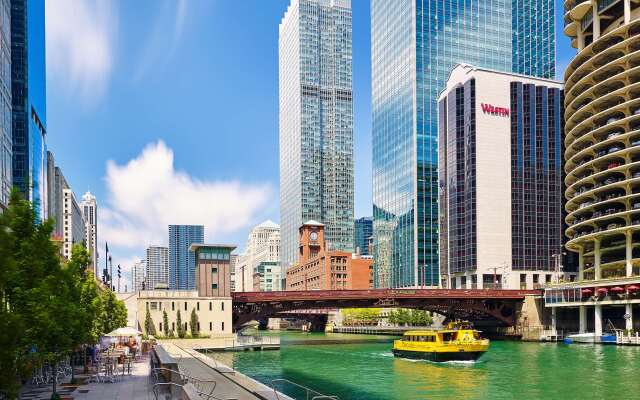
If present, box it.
[596,287,609,294]
[627,285,640,291]
[581,288,593,295]
[611,286,625,293]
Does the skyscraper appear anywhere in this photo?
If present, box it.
[11,0,47,218]
[131,260,146,292]
[168,224,204,290]
[371,0,555,288]
[80,191,98,276]
[354,217,373,256]
[0,0,11,210]
[62,188,86,260]
[544,0,640,338]
[438,64,564,290]
[236,220,280,292]
[279,0,354,269]
[146,245,168,290]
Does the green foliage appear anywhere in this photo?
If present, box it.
[342,308,381,326]
[387,308,432,327]
[0,191,128,399]
[144,310,156,336]
[189,309,199,338]
[163,310,169,337]
[96,289,128,335]
[176,310,185,338]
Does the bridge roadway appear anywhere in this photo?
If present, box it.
[231,288,542,328]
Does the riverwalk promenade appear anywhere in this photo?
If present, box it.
[18,343,290,400]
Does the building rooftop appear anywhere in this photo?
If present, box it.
[189,243,237,252]
[257,220,280,229]
[303,220,324,226]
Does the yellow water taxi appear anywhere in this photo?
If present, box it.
[392,321,489,362]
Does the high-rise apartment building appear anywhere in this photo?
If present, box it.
[62,188,86,260]
[279,0,354,269]
[438,64,566,290]
[545,0,640,339]
[80,191,98,276]
[354,217,373,255]
[371,0,555,288]
[132,260,146,292]
[11,0,47,218]
[168,225,204,290]
[236,220,280,292]
[146,245,168,290]
[0,0,10,210]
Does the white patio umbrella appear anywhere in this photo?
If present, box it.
[105,327,142,337]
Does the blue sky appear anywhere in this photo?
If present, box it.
[45,0,573,285]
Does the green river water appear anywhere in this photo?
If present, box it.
[205,332,640,400]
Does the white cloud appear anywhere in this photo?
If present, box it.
[46,0,116,103]
[99,141,272,254]
[132,0,188,82]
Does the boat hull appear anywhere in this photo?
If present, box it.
[392,348,486,362]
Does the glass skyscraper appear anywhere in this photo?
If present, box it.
[0,0,10,210]
[354,216,373,256]
[11,0,47,218]
[279,0,354,268]
[169,225,204,290]
[371,0,555,288]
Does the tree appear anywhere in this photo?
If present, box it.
[176,310,185,338]
[0,191,124,399]
[190,309,199,338]
[144,310,156,336]
[163,310,169,337]
[96,289,128,335]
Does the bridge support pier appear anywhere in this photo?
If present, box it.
[579,305,587,334]
[595,305,603,338]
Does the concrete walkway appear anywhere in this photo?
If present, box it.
[72,357,160,400]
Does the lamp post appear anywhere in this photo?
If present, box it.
[109,255,113,291]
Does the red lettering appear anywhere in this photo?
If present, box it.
[481,103,509,117]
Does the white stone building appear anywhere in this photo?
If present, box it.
[236,220,281,292]
[80,191,98,276]
[62,188,86,260]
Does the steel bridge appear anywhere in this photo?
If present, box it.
[232,288,541,329]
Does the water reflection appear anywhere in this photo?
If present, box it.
[392,356,488,399]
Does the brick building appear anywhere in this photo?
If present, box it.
[286,221,373,290]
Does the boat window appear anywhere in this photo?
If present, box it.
[442,332,455,342]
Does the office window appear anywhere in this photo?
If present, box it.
[209,322,212,331]
[209,302,212,311]
[211,267,218,273]
[172,302,175,311]
[212,283,218,289]
[197,302,200,311]
[197,322,200,331]
[221,322,225,331]
[172,322,175,331]
[221,302,224,311]
[159,323,162,332]
[150,302,158,311]
[184,302,187,311]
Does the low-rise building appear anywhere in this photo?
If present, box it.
[136,290,231,336]
[286,221,373,291]
[135,243,235,337]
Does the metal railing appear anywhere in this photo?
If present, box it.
[271,378,338,400]
[152,367,237,400]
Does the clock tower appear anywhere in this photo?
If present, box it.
[299,220,325,264]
